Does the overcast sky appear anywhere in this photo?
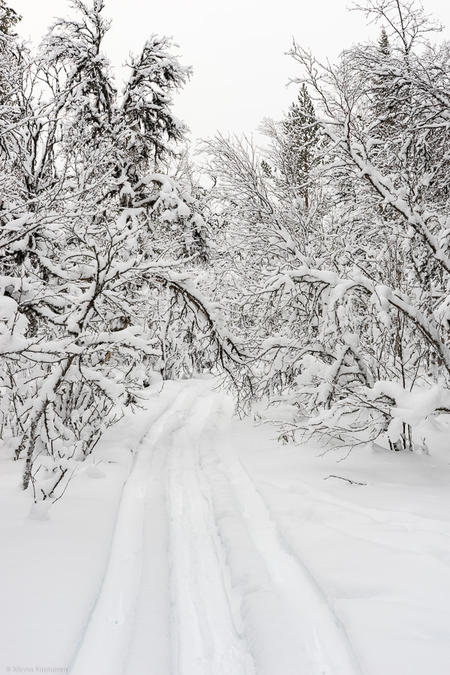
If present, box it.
[13,0,450,140]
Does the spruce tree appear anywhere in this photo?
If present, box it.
[372,27,396,136]
[379,26,390,56]
[280,83,319,208]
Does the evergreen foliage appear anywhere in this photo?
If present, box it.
[280,84,320,208]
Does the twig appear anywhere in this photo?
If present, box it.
[324,474,367,486]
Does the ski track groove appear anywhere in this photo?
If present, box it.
[70,382,362,675]
[166,391,256,675]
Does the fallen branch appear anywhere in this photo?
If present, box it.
[324,474,367,486]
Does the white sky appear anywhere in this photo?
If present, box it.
[13,0,450,140]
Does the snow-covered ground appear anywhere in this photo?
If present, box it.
[1,378,450,675]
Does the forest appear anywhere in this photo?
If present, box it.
[0,1,450,672]
[1,0,448,501]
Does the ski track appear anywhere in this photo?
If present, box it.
[70,382,361,675]
[199,404,361,675]
[165,392,256,675]
[70,386,193,675]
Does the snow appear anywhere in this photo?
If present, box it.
[1,379,450,674]
[0,294,18,321]
[370,381,450,431]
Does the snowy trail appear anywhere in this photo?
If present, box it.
[70,381,360,675]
